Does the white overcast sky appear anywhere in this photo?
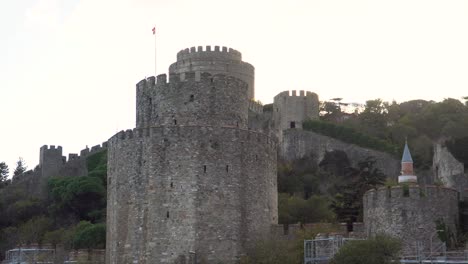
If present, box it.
[1,0,468,172]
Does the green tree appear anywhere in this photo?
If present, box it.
[0,162,9,188]
[48,176,106,221]
[72,221,106,249]
[332,157,385,223]
[13,157,27,177]
[241,225,340,264]
[330,235,401,264]
[18,216,52,246]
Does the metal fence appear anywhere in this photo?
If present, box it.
[304,237,468,264]
[1,248,55,264]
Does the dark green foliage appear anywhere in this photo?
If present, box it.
[48,176,105,221]
[241,225,340,264]
[331,157,386,223]
[446,137,468,168]
[0,150,108,257]
[72,221,106,249]
[279,194,335,224]
[13,157,27,177]
[330,235,402,264]
[0,162,9,188]
[435,219,457,248]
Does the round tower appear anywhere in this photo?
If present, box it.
[168,46,255,99]
[364,142,459,252]
[107,72,277,264]
[363,186,458,252]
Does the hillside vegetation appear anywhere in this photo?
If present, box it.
[0,150,107,259]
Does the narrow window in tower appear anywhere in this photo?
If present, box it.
[290,122,296,128]
[174,119,177,125]
[170,182,174,188]
[189,95,194,102]
[204,165,207,173]
[211,78,214,83]
[226,165,229,172]
[166,211,170,218]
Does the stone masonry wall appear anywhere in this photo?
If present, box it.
[364,186,459,252]
[169,46,255,99]
[107,127,277,264]
[280,129,400,178]
[433,142,466,194]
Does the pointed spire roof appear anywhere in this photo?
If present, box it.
[401,141,413,163]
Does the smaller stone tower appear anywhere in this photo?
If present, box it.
[272,90,319,134]
[169,45,255,99]
[39,145,65,178]
[398,141,417,184]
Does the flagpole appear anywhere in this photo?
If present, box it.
[154,26,157,77]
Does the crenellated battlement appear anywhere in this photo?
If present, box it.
[170,45,255,99]
[176,45,242,61]
[248,100,263,114]
[40,145,63,152]
[274,90,319,99]
[364,185,458,202]
[138,72,248,88]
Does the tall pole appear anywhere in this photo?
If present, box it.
[153,26,157,77]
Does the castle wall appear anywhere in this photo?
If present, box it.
[273,90,319,134]
[10,143,107,198]
[169,46,255,99]
[363,186,459,251]
[281,129,400,177]
[433,142,466,194]
[107,127,277,264]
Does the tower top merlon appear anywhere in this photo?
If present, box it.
[176,45,242,61]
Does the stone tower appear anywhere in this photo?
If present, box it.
[272,90,319,134]
[39,145,65,178]
[106,53,277,263]
[169,46,255,99]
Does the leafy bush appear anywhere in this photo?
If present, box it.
[330,234,401,264]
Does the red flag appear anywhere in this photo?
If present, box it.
[152,27,156,35]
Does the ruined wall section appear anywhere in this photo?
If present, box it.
[281,129,400,177]
[169,46,255,99]
[136,72,248,130]
[433,142,466,193]
[107,127,277,264]
[363,186,459,252]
